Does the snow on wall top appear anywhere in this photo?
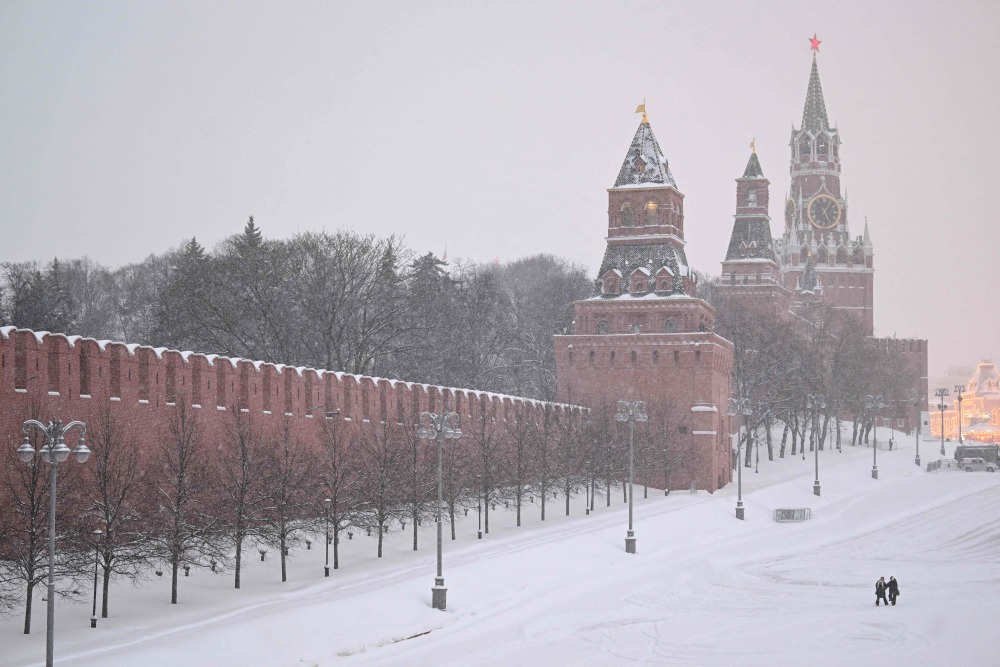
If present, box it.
[1,328,587,412]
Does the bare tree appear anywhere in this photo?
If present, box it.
[398,411,433,550]
[78,405,151,618]
[151,404,223,604]
[471,407,505,533]
[356,422,405,558]
[262,420,317,582]
[508,408,537,527]
[317,419,364,570]
[218,408,268,589]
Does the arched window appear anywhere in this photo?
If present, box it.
[630,351,637,365]
[746,189,757,207]
[799,137,811,161]
[597,320,609,335]
[817,136,828,155]
[853,247,864,265]
[610,351,616,366]
[645,202,658,226]
[836,247,848,264]
[817,247,828,264]
[664,317,677,333]
[621,203,635,228]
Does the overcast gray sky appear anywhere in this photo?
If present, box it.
[1,1,997,379]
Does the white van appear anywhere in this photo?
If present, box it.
[961,457,996,472]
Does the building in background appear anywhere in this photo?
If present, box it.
[554,108,733,493]
[717,44,928,432]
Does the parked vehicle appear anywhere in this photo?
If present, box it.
[955,444,1000,464]
[961,457,996,472]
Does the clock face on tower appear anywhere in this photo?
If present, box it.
[807,194,842,230]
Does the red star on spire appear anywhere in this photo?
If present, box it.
[809,33,821,53]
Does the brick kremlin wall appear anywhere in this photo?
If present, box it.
[0,327,584,457]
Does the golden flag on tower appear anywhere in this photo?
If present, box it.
[635,103,646,114]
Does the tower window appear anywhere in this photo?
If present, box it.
[610,351,616,366]
[645,202,658,226]
[652,350,659,365]
[621,203,635,228]
[746,189,757,207]
[597,320,609,335]
[664,317,677,333]
[589,351,595,366]
[631,323,640,334]
[630,351,637,365]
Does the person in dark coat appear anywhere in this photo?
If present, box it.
[875,576,888,606]
[887,576,900,605]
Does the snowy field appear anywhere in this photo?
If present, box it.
[4,431,999,667]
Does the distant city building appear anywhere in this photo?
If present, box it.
[932,359,1000,443]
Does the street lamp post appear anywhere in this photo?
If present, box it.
[727,397,752,520]
[807,394,825,496]
[615,400,647,554]
[865,395,886,479]
[954,385,965,445]
[474,473,483,539]
[416,411,462,611]
[662,449,669,495]
[19,419,90,667]
[90,529,102,628]
[914,393,922,467]
[935,387,950,456]
[323,498,331,577]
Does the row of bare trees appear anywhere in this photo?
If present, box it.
[714,299,919,466]
[0,218,591,401]
[0,398,692,632]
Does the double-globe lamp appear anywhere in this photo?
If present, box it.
[19,419,90,667]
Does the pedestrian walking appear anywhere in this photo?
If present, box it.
[887,576,900,605]
[875,576,888,607]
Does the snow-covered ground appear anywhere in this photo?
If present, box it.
[4,431,998,666]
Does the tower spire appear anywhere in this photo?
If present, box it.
[801,40,830,133]
[614,111,676,188]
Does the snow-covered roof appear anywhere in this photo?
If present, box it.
[967,361,1000,398]
[613,119,677,189]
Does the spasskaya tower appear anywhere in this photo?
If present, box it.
[776,36,874,334]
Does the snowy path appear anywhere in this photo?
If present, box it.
[4,434,998,666]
